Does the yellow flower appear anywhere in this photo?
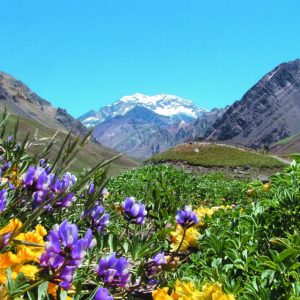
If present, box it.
[0,219,22,236]
[0,223,47,285]
[114,202,123,214]
[170,225,200,252]
[201,283,235,300]
[172,281,204,299]
[48,282,75,299]
[152,287,173,300]
[201,282,223,298]
[16,264,39,280]
[152,281,235,300]
[15,224,47,262]
[195,207,216,227]
[195,206,230,227]
[247,189,253,196]
[1,166,22,188]
[263,183,270,191]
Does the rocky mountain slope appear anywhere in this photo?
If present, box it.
[92,106,176,159]
[207,59,300,148]
[0,71,88,137]
[0,71,140,172]
[79,93,207,127]
[176,107,226,142]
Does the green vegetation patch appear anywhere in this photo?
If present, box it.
[150,143,285,168]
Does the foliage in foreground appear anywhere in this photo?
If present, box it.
[0,112,299,299]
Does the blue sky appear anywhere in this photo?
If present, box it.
[0,0,299,117]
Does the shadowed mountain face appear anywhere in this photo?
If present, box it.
[92,106,176,159]
[207,59,300,148]
[176,108,226,142]
[0,71,88,137]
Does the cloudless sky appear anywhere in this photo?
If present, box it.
[0,0,299,117]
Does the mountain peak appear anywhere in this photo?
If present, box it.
[119,93,198,106]
[79,93,207,127]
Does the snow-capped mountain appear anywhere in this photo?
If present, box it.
[78,93,207,127]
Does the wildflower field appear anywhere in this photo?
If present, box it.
[0,113,300,299]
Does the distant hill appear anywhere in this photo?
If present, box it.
[207,59,300,148]
[0,71,140,173]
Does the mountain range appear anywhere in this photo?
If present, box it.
[78,59,300,159]
[1,58,300,162]
[79,93,223,159]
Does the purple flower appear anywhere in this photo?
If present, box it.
[39,159,52,175]
[121,197,147,224]
[146,252,166,276]
[95,252,130,288]
[95,287,113,300]
[56,192,76,207]
[51,173,77,193]
[21,166,54,207]
[7,181,16,190]
[88,182,95,195]
[7,135,14,143]
[40,220,96,289]
[82,202,110,232]
[1,161,11,174]
[175,205,199,228]
[22,166,51,191]
[0,232,11,249]
[0,189,7,212]
[102,188,109,199]
[152,252,166,266]
[32,190,49,207]
[50,173,77,207]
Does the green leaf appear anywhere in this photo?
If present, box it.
[38,281,49,300]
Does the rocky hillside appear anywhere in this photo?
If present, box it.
[92,106,176,159]
[0,71,88,137]
[176,107,226,142]
[207,59,300,148]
